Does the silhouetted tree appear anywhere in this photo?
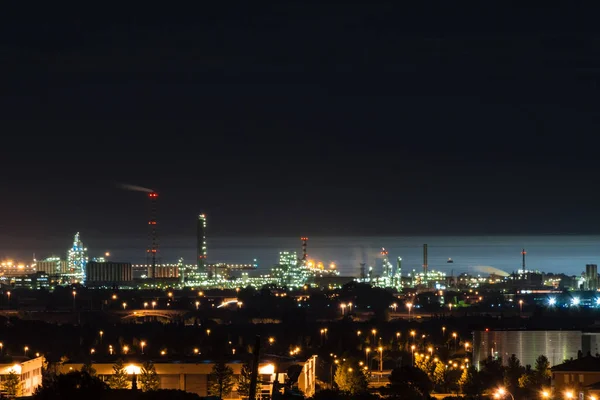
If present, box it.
[382,365,433,400]
[140,361,160,391]
[433,362,448,392]
[108,359,129,389]
[237,363,252,398]
[458,366,484,399]
[504,354,524,391]
[82,361,97,376]
[480,356,504,389]
[208,362,234,399]
[33,370,107,400]
[4,369,21,397]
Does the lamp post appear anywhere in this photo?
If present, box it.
[406,302,413,321]
[24,346,29,357]
[195,301,200,310]
[378,346,383,372]
[330,358,339,389]
[411,345,416,365]
[72,290,76,311]
[519,299,524,315]
[152,301,156,310]
[99,330,104,345]
[371,329,377,345]
[141,341,146,355]
[6,291,10,309]
[365,347,371,366]
[0,342,3,355]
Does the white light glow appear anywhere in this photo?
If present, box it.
[258,364,275,375]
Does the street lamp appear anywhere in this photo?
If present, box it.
[410,330,416,343]
[123,345,129,354]
[195,301,200,310]
[269,337,275,345]
[495,387,515,400]
[0,342,3,355]
[194,348,199,355]
[72,290,77,310]
[109,345,113,355]
[428,347,433,356]
[206,329,211,336]
[411,345,416,365]
[371,329,377,345]
[519,299,524,314]
[378,346,383,372]
[565,391,574,400]
[122,302,127,310]
[541,391,550,399]
[24,346,29,356]
[6,291,10,309]
[141,341,146,355]
[144,302,148,309]
[365,347,371,365]
[442,326,446,336]
[406,302,413,321]
[151,301,156,309]
[452,332,458,350]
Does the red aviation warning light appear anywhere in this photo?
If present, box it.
[381,248,389,256]
[149,192,158,198]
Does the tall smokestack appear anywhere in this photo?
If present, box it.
[197,214,207,275]
[147,192,159,278]
[423,244,428,285]
[360,263,366,280]
[521,248,526,273]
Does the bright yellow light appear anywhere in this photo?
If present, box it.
[565,391,574,399]
[497,388,506,395]
[258,364,275,375]
[125,364,141,375]
[194,348,199,354]
[268,337,275,344]
[542,392,550,398]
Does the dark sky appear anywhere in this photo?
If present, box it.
[2,2,600,253]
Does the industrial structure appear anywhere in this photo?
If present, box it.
[67,232,88,284]
[85,261,133,287]
[197,213,207,275]
[147,192,159,279]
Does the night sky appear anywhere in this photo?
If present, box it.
[2,3,600,258]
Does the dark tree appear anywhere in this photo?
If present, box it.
[33,370,108,400]
[382,365,433,400]
[208,362,234,399]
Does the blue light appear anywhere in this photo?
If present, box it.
[572,297,580,306]
[548,297,556,306]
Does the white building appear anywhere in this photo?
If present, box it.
[0,356,44,397]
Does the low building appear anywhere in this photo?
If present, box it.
[86,262,133,286]
[551,355,600,398]
[0,356,44,397]
[60,356,317,398]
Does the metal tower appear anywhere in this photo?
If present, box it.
[360,263,366,280]
[301,237,308,267]
[381,248,390,277]
[521,248,526,273]
[147,192,159,278]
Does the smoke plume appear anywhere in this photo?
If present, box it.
[117,183,154,193]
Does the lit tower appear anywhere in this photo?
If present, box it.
[381,248,390,278]
[197,214,207,275]
[423,244,428,287]
[396,256,402,287]
[67,232,88,284]
[521,248,526,273]
[301,237,308,267]
[147,192,159,278]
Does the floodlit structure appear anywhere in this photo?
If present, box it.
[60,356,317,398]
[473,330,582,369]
[67,232,88,284]
[0,356,44,397]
